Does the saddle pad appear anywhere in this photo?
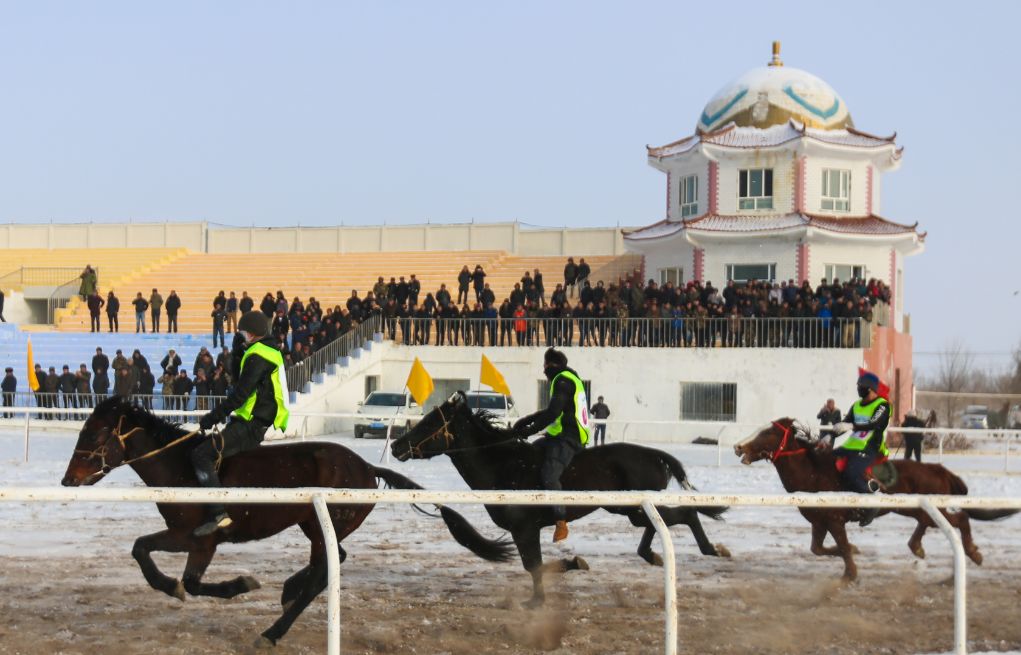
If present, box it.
[871,461,898,488]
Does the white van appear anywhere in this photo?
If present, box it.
[353,391,423,438]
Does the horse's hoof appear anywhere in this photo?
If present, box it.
[850,544,861,555]
[648,553,664,567]
[521,597,545,610]
[967,549,983,566]
[912,546,926,560]
[574,556,590,571]
[253,635,276,650]
[172,580,186,602]
[715,543,732,558]
[241,576,261,592]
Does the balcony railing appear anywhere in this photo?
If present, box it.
[376,316,873,349]
[284,315,381,394]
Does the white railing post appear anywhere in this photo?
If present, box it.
[919,499,966,655]
[23,411,30,463]
[312,494,342,655]
[641,499,677,655]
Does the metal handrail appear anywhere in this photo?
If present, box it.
[284,315,381,393]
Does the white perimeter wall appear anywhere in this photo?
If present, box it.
[0,222,627,257]
[362,345,862,442]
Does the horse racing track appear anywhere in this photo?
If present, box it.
[2,429,1020,655]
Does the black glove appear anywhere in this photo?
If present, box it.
[199,412,219,431]
[512,417,533,438]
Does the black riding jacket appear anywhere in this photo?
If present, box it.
[515,365,584,446]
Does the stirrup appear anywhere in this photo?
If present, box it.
[194,513,233,537]
[553,520,569,543]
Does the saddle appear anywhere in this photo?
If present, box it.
[834,455,898,490]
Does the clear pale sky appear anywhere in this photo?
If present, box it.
[1,2,1017,366]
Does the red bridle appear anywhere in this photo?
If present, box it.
[769,420,807,462]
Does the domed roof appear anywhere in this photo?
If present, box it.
[697,44,853,133]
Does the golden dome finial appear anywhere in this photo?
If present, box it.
[769,41,783,67]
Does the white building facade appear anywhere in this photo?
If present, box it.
[626,44,924,333]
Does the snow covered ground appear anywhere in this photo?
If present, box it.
[0,427,1019,654]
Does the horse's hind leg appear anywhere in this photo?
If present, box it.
[948,511,982,565]
[181,544,261,599]
[281,545,345,610]
[131,530,191,600]
[660,506,727,557]
[636,527,663,566]
[260,533,329,646]
[907,515,929,559]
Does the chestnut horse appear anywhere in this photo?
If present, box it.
[734,417,1016,581]
[61,397,513,646]
[391,392,730,608]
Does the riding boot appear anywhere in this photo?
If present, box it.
[191,443,232,537]
[553,520,569,543]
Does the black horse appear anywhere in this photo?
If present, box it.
[391,392,730,607]
[61,396,514,646]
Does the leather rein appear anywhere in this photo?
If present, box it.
[404,404,523,458]
[75,415,207,483]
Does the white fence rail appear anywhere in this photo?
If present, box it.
[6,404,1021,470]
[2,486,1019,655]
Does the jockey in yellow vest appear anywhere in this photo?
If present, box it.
[825,371,891,527]
[192,311,289,537]
[512,348,590,543]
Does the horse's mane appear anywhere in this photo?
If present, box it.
[460,405,529,448]
[95,395,194,447]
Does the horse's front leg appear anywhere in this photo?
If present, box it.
[182,541,261,598]
[906,510,929,559]
[826,518,858,583]
[513,529,549,609]
[131,530,191,600]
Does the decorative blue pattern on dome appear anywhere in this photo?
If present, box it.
[782,85,840,119]
[700,88,747,129]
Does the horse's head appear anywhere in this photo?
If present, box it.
[391,392,468,462]
[61,396,136,486]
[733,418,816,465]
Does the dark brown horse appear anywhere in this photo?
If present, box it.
[734,417,1017,581]
[390,392,730,608]
[61,396,513,646]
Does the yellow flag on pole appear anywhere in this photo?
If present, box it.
[27,338,39,392]
[480,354,512,397]
[405,357,435,406]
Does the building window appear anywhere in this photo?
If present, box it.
[660,267,683,287]
[725,263,776,285]
[679,174,699,217]
[680,382,737,422]
[824,264,866,282]
[821,169,850,212]
[739,169,773,210]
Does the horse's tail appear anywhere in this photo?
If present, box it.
[964,508,1020,521]
[942,469,1019,521]
[659,451,728,520]
[372,466,516,562]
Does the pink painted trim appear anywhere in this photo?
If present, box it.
[693,248,704,282]
[666,171,672,218]
[708,161,718,214]
[866,166,874,214]
[796,242,810,283]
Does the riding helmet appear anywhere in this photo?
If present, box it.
[237,310,271,338]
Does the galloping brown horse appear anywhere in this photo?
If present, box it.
[61,397,513,646]
[734,417,1016,582]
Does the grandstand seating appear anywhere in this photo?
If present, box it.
[53,251,641,333]
[0,322,219,404]
[0,248,187,294]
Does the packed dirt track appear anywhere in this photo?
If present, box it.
[2,433,1020,654]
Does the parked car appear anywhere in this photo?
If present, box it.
[959,405,989,430]
[1008,404,1021,430]
[353,391,422,438]
[464,391,518,424]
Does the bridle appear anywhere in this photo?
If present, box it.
[767,420,807,463]
[402,401,524,458]
[74,414,207,484]
[404,405,456,459]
